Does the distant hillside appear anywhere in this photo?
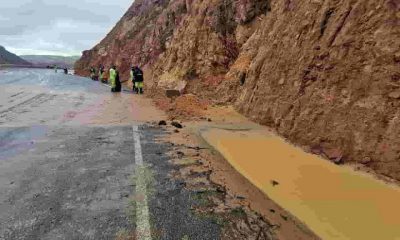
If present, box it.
[20,55,80,68]
[0,46,31,65]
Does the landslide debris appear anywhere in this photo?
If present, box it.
[76,0,400,180]
[160,123,319,240]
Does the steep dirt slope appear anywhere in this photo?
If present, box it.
[75,0,269,84]
[75,0,189,80]
[75,0,400,180]
[220,0,400,180]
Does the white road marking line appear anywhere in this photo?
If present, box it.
[132,125,152,240]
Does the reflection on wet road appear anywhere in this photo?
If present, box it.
[0,68,107,126]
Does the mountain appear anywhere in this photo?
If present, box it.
[20,55,80,68]
[75,0,400,181]
[0,46,31,65]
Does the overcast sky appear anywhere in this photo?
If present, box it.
[0,0,133,56]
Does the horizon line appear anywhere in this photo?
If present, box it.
[5,46,82,57]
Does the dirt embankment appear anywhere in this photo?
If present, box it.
[220,0,400,180]
[75,0,400,180]
[156,118,319,240]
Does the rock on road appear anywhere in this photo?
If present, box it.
[0,69,220,240]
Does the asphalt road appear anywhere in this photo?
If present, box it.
[0,69,220,240]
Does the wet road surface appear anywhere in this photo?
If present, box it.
[0,69,220,240]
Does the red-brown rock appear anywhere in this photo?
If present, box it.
[75,0,400,181]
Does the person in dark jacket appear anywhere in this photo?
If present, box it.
[110,65,121,92]
[98,65,105,83]
[133,66,144,94]
[90,67,98,80]
[115,69,121,92]
[130,66,137,93]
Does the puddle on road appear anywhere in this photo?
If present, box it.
[202,128,400,240]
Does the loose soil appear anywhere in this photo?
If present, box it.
[72,92,166,125]
[150,95,400,240]
[154,108,320,239]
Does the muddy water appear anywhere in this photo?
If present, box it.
[202,128,400,240]
[68,93,166,125]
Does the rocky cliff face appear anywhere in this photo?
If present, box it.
[75,0,400,180]
[76,0,189,80]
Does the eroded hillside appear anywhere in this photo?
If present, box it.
[75,0,400,180]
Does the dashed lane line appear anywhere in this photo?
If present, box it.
[132,125,152,240]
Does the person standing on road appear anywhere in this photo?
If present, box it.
[90,67,96,80]
[99,65,105,83]
[109,65,121,92]
[130,66,137,93]
[115,68,121,92]
[133,65,144,94]
[109,66,116,90]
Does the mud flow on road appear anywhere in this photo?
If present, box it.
[3,68,397,240]
[0,69,220,240]
[202,127,400,240]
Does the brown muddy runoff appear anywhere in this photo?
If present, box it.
[84,93,166,125]
[160,106,319,240]
[202,128,400,240]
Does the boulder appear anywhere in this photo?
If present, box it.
[323,148,344,164]
[388,91,400,99]
[171,121,183,128]
[166,89,181,98]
